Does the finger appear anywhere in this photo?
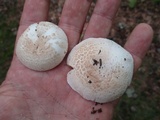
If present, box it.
[84,0,121,39]
[17,0,50,39]
[124,23,153,71]
[59,0,92,51]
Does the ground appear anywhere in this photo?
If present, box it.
[0,0,160,120]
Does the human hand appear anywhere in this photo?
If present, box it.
[0,0,153,120]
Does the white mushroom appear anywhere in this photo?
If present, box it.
[67,38,134,103]
[16,21,68,71]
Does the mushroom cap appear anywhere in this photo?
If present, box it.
[16,21,68,71]
[67,38,134,103]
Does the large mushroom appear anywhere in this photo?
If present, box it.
[16,21,68,71]
[67,38,134,103]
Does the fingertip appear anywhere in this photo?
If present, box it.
[135,23,154,38]
[131,23,154,44]
[20,0,50,26]
[124,23,153,71]
[125,23,153,59]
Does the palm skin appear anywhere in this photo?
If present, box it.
[0,0,153,120]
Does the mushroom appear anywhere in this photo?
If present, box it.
[16,21,68,71]
[67,38,134,103]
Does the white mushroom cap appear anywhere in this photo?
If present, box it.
[67,38,134,103]
[16,21,68,71]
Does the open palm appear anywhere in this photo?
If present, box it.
[0,0,153,120]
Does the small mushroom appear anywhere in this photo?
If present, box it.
[16,21,68,71]
[67,38,134,103]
